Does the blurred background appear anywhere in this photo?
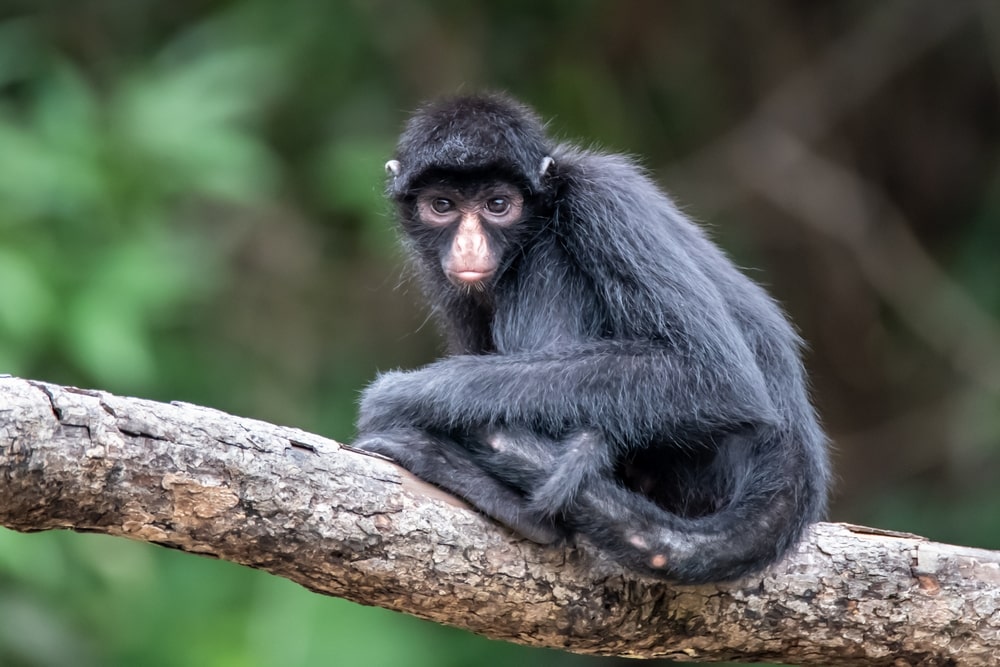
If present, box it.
[0,1,997,665]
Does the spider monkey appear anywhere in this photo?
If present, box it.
[355,93,829,584]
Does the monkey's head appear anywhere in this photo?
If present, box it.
[386,94,556,291]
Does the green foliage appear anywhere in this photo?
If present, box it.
[0,529,593,667]
[0,20,279,391]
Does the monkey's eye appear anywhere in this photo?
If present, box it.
[431,198,455,214]
[485,197,510,215]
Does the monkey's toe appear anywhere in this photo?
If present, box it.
[626,532,650,550]
[649,553,669,569]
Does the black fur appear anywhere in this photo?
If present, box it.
[356,93,829,583]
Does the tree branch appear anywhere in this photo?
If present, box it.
[1,375,998,666]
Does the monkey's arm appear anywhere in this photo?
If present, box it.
[357,341,779,441]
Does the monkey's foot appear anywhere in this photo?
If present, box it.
[353,430,565,545]
[625,532,671,571]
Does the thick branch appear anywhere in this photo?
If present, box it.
[0,376,998,665]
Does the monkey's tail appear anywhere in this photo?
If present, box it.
[583,426,826,584]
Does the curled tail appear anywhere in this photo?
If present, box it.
[572,426,826,584]
[475,423,826,583]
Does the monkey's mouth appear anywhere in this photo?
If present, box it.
[448,270,495,285]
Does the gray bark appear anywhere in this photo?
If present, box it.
[1,375,998,665]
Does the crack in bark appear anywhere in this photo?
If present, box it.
[28,380,63,422]
[118,428,170,442]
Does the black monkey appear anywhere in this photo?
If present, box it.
[355,94,829,583]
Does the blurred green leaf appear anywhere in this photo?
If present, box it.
[113,48,280,201]
[0,593,97,667]
[0,19,42,88]
[66,299,156,387]
[314,136,392,215]
[0,247,54,343]
[0,67,105,223]
[62,229,212,387]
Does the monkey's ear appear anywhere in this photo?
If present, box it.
[539,156,555,179]
[385,160,401,177]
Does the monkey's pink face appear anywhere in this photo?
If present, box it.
[415,184,524,286]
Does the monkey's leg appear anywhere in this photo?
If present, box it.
[466,430,689,576]
[471,428,610,519]
[464,429,559,491]
[353,429,564,544]
[468,427,716,575]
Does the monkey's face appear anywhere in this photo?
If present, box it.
[410,182,526,290]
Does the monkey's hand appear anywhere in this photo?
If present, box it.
[356,369,446,433]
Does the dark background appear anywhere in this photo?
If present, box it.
[0,2,998,666]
